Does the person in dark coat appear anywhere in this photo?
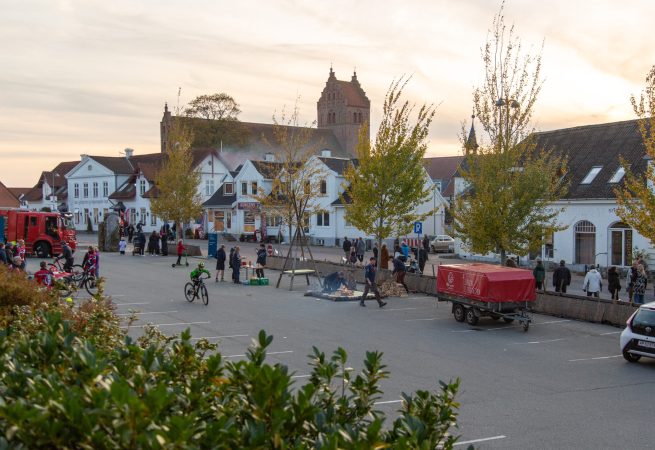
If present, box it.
[255,244,267,278]
[232,246,242,284]
[127,224,134,243]
[342,237,352,261]
[148,231,158,255]
[228,246,235,280]
[418,247,428,274]
[552,260,571,293]
[137,231,146,255]
[390,255,409,293]
[360,257,386,308]
[607,266,621,301]
[215,244,226,281]
[533,259,545,290]
[380,244,389,270]
[0,243,8,265]
[160,229,168,256]
[322,271,347,293]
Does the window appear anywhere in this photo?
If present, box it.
[574,220,596,264]
[214,211,226,231]
[266,215,282,227]
[150,211,157,226]
[610,222,633,266]
[93,208,99,224]
[609,166,626,184]
[139,179,146,196]
[74,183,79,198]
[83,183,88,198]
[92,182,98,198]
[251,182,258,195]
[316,212,330,227]
[103,181,109,197]
[581,166,603,184]
[205,179,214,196]
[140,208,146,223]
[320,179,327,195]
[87,164,92,171]
[241,182,248,195]
[224,183,233,195]
[84,209,89,224]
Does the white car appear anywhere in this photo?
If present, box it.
[430,235,455,253]
[620,301,655,363]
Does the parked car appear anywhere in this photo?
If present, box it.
[430,235,455,253]
[620,301,655,363]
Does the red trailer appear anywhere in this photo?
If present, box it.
[436,263,536,331]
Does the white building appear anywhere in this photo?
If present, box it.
[453,119,654,270]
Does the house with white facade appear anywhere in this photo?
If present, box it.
[453,119,654,270]
[21,161,78,212]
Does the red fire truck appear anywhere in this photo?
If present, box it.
[0,209,77,258]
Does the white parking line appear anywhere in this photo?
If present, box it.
[514,338,566,345]
[382,307,418,312]
[568,355,622,362]
[600,331,622,335]
[190,334,249,340]
[374,399,403,405]
[130,321,210,328]
[224,350,294,358]
[116,310,178,317]
[115,302,151,306]
[455,435,507,446]
[406,318,439,322]
[451,319,571,333]
[290,374,311,379]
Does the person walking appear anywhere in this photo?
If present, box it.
[56,240,75,272]
[422,235,430,253]
[390,255,409,293]
[360,257,386,308]
[533,259,545,291]
[400,241,409,261]
[215,244,226,282]
[232,246,242,284]
[607,266,621,301]
[627,261,639,303]
[583,265,602,298]
[127,224,134,243]
[553,260,571,293]
[418,246,428,274]
[255,243,267,278]
[355,237,366,265]
[148,231,158,255]
[160,229,168,256]
[342,237,352,262]
[372,243,379,264]
[229,247,235,281]
[380,244,389,270]
[632,264,648,304]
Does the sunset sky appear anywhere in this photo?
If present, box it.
[2,0,654,186]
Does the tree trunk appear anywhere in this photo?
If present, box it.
[500,248,506,266]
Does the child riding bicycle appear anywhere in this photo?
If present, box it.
[190,262,211,285]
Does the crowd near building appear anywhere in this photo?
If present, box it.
[2,68,654,270]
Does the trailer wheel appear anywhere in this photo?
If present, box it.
[453,304,465,322]
[503,318,514,324]
[34,241,51,258]
[465,308,479,325]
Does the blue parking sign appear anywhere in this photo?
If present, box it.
[413,221,422,234]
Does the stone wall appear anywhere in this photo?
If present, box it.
[265,256,636,327]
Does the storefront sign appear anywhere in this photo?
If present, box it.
[238,202,259,210]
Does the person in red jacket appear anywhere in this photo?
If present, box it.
[176,240,185,266]
[34,261,53,287]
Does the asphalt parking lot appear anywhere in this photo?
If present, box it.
[86,250,655,449]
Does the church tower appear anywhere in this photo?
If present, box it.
[317,68,371,157]
[464,114,478,155]
[160,103,172,152]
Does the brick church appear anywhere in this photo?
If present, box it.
[160,68,371,168]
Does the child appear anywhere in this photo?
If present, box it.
[119,237,127,255]
[34,261,53,287]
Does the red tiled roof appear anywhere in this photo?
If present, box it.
[336,81,369,108]
[8,187,31,198]
[423,155,464,198]
[22,186,43,202]
[0,181,20,207]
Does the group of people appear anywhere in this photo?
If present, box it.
[32,242,98,288]
[342,236,429,275]
[0,240,26,271]
[532,257,650,304]
[212,244,268,284]
[122,223,171,257]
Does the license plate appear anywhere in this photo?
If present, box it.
[637,340,655,349]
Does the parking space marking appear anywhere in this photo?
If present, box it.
[451,319,572,333]
[454,435,507,446]
[224,350,293,358]
[130,321,210,328]
[116,310,178,317]
[115,302,151,307]
[568,354,622,362]
[535,319,571,325]
[381,307,418,312]
[406,317,439,322]
[290,374,311,379]
[190,334,249,340]
[600,331,622,335]
[513,338,566,345]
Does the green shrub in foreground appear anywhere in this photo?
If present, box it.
[0,314,465,449]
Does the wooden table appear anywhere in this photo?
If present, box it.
[276,269,317,290]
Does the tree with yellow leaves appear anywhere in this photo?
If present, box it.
[150,119,202,241]
[451,4,568,265]
[615,65,655,243]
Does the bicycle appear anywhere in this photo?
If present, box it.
[75,268,99,296]
[48,258,84,282]
[184,273,209,305]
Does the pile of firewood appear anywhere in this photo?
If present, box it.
[378,279,408,298]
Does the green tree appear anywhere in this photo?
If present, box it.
[451,5,567,265]
[183,92,249,147]
[342,78,436,257]
[150,120,202,240]
[615,65,655,242]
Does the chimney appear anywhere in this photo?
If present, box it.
[124,148,134,159]
[264,152,275,162]
[80,154,88,159]
[321,149,332,158]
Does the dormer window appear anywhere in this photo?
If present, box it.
[608,166,626,184]
[139,179,147,195]
[224,183,233,195]
[581,166,603,184]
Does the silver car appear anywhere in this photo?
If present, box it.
[430,235,454,253]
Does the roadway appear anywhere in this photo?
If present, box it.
[79,249,655,449]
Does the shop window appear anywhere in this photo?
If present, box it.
[610,222,633,266]
[574,220,596,265]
